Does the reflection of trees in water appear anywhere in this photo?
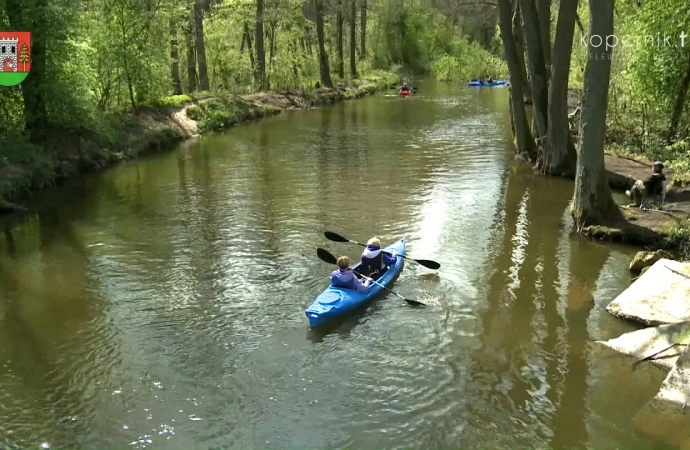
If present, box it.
[549,238,610,449]
[0,203,109,447]
[469,165,610,447]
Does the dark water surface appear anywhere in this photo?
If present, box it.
[0,80,674,449]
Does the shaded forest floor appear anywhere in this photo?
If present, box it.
[0,73,398,214]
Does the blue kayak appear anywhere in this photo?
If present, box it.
[305,237,406,328]
[469,79,508,87]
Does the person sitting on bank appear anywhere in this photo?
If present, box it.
[360,237,397,280]
[625,161,667,209]
[330,256,371,291]
[569,102,582,128]
[400,82,411,92]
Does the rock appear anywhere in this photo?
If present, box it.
[596,321,690,370]
[515,152,530,163]
[633,344,690,447]
[607,258,690,326]
[630,250,670,274]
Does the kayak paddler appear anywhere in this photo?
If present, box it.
[330,255,371,291]
[360,237,397,280]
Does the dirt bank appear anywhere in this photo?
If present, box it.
[0,75,397,214]
[581,154,690,250]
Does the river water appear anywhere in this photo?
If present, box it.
[0,80,675,449]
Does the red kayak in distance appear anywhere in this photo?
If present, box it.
[399,89,410,96]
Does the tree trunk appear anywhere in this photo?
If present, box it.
[170,18,182,95]
[337,0,345,78]
[7,0,48,139]
[512,3,531,103]
[186,17,198,92]
[350,0,358,77]
[543,0,578,176]
[499,0,535,156]
[255,0,267,88]
[268,21,277,75]
[668,56,690,142]
[571,0,620,230]
[538,0,551,77]
[242,23,255,71]
[360,0,367,60]
[314,0,334,88]
[520,0,548,140]
[194,0,210,91]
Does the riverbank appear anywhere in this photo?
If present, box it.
[0,72,398,214]
[576,153,690,252]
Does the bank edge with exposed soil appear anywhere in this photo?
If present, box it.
[577,154,690,253]
[0,75,398,215]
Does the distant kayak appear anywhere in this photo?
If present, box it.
[400,89,410,96]
[305,237,406,329]
[469,80,509,87]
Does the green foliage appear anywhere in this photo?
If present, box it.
[603,0,690,154]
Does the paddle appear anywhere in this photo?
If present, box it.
[316,247,426,306]
[323,231,441,270]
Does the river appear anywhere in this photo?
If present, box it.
[0,79,675,449]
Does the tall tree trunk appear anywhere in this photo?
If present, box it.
[513,2,531,102]
[185,16,199,92]
[668,57,690,142]
[255,0,267,88]
[543,0,578,176]
[170,18,182,95]
[349,0,358,77]
[571,0,620,230]
[520,0,548,140]
[499,0,535,156]
[7,0,48,139]
[268,21,277,74]
[242,23,256,71]
[336,0,345,78]
[194,0,210,91]
[314,0,334,88]
[360,0,367,60]
[538,0,551,77]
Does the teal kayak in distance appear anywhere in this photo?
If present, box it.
[305,237,406,328]
[469,79,508,87]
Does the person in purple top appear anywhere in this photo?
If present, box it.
[330,256,371,291]
[360,237,397,280]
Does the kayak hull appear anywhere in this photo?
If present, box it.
[400,90,410,96]
[469,80,508,87]
[306,238,406,328]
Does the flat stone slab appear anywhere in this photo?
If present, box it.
[597,322,690,369]
[606,259,690,325]
[634,344,690,448]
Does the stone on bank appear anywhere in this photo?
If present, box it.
[607,258,690,326]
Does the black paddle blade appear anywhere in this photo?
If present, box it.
[414,259,441,270]
[404,298,426,306]
[324,231,350,243]
[316,247,338,265]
